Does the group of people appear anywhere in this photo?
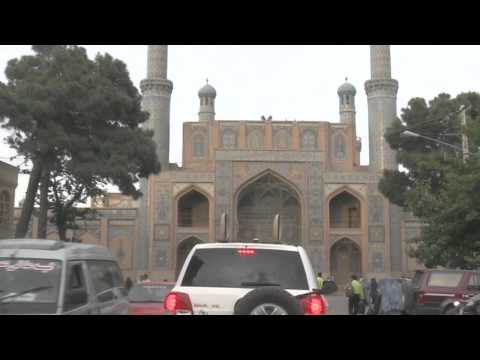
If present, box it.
[344,275,380,315]
[344,275,406,315]
[316,272,383,315]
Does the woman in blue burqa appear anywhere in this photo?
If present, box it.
[378,276,406,315]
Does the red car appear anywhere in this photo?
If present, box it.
[405,269,480,315]
[128,281,175,315]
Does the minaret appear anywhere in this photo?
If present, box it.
[198,80,216,122]
[137,45,173,274]
[365,45,399,171]
[337,78,357,126]
[365,45,403,275]
[140,45,173,169]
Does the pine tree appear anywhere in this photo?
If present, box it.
[0,45,160,239]
[379,92,480,268]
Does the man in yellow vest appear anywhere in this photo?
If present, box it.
[316,272,324,289]
[349,275,365,315]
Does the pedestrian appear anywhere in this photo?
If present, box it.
[316,272,324,289]
[348,275,365,315]
[125,277,133,292]
[370,278,379,314]
[378,277,404,315]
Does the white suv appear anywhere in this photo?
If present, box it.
[165,242,329,315]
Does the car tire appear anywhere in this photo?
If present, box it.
[234,287,304,315]
[444,306,458,315]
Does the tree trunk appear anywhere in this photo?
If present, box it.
[57,223,67,241]
[15,157,44,238]
[37,166,50,239]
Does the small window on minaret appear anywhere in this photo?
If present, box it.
[346,95,350,105]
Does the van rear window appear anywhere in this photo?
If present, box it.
[427,271,463,288]
[181,248,309,290]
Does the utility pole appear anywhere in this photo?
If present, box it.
[461,105,469,163]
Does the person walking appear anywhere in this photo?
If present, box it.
[349,275,365,315]
[369,278,379,314]
[316,272,324,289]
[125,277,133,292]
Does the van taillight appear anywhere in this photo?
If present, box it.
[298,293,326,315]
[164,292,193,315]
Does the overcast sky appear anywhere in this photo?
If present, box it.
[1,45,479,206]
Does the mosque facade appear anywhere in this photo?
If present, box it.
[17,45,423,283]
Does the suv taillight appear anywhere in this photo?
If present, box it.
[164,292,194,315]
[298,293,326,315]
[416,292,426,305]
[456,292,471,300]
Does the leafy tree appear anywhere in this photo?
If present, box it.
[0,45,160,239]
[408,159,480,269]
[47,158,101,241]
[379,92,480,268]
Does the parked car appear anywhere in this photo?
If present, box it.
[164,242,337,315]
[128,281,175,315]
[0,239,129,315]
[404,269,480,315]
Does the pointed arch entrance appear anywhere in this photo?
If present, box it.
[235,171,301,244]
[330,238,361,286]
[329,191,361,229]
[176,236,203,278]
[177,189,209,228]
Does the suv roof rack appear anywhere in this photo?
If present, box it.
[0,239,65,251]
[237,240,287,245]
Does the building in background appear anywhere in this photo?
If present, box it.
[15,46,423,284]
[0,161,18,239]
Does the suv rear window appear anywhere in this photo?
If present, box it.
[427,271,463,288]
[181,248,309,290]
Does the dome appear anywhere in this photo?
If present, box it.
[337,78,357,96]
[198,81,217,98]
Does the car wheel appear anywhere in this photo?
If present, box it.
[444,306,458,315]
[234,287,304,315]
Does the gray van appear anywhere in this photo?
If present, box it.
[0,239,129,315]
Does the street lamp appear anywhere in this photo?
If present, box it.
[401,130,470,161]
[402,130,465,152]
[402,105,472,162]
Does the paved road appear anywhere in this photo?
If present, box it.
[325,295,349,315]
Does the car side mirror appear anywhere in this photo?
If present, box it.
[314,280,338,295]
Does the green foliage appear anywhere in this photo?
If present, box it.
[0,45,161,239]
[411,158,480,269]
[379,92,480,268]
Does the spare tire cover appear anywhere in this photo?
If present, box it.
[234,287,303,315]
